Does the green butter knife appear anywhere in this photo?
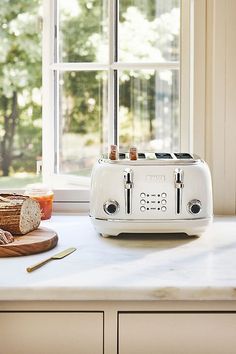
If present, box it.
[26,247,76,272]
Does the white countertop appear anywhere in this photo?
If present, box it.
[1,215,236,301]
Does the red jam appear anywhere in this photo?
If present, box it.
[25,184,54,220]
[31,193,54,220]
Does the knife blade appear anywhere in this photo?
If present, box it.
[26,247,76,273]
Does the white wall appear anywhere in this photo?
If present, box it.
[204,0,236,215]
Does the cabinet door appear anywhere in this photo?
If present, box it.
[0,312,103,354]
[119,313,236,354]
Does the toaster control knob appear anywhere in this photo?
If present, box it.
[188,199,202,214]
[103,200,119,215]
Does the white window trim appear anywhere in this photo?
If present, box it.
[191,0,207,158]
[205,0,236,215]
[180,0,191,152]
[191,0,236,215]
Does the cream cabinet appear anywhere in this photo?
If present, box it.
[1,303,236,354]
[118,312,236,354]
[0,312,103,354]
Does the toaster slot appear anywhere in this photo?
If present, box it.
[127,189,131,214]
[155,153,172,159]
[119,153,126,160]
[124,168,133,214]
[176,188,181,214]
[174,153,193,159]
[138,153,146,159]
[174,169,184,214]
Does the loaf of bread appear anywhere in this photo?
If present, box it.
[0,194,41,235]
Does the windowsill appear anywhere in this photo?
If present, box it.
[0,215,236,302]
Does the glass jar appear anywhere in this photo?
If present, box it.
[25,184,54,220]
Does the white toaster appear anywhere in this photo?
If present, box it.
[89,152,213,237]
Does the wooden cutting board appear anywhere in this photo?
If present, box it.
[0,227,58,257]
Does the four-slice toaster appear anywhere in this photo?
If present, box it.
[90,152,213,237]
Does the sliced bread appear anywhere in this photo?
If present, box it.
[0,194,41,235]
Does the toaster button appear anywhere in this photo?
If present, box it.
[103,200,120,215]
[140,206,146,212]
[140,199,146,205]
[188,199,202,214]
[161,206,167,212]
[161,199,167,205]
[161,192,167,198]
[140,193,146,198]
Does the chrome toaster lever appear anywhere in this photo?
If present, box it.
[174,168,184,214]
[124,168,133,214]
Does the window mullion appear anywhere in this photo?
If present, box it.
[180,0,191,152]
[108,0,118,146]
[54,0,60,175]
[112,62,180,70]
[51,63,109,71]
[54,0,59,63]
[54,70,60,174]
[42,0,56,183]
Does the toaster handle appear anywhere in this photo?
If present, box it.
[124,168,133,214]
[174,168,184,214]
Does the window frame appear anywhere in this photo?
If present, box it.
[1,0,206,213]
[43,0,196,211]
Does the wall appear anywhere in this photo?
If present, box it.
[205,0,236,214]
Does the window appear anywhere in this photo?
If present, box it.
[1,0,194,209]
[43,0,191,205]
[2,1,235,215]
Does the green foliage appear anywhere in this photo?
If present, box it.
[0,0,42,176]
[62,71,104,135]
[60,0,107,62]
[60,0,107,140]
[60,0,180,152]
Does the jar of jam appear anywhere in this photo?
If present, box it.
[25,184,54,220]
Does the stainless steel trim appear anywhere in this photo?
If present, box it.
[124,168,133,214]
[90,216,212,223]
[174,168,184,214]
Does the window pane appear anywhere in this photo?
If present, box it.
[59,0,108,63]
[119,0,180,62]
[58,71,107,180]
[0,1,42,189]
[119,69,179,151]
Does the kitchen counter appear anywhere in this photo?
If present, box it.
[1,215,236,301]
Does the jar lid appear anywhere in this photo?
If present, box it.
[25,183,52,196]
